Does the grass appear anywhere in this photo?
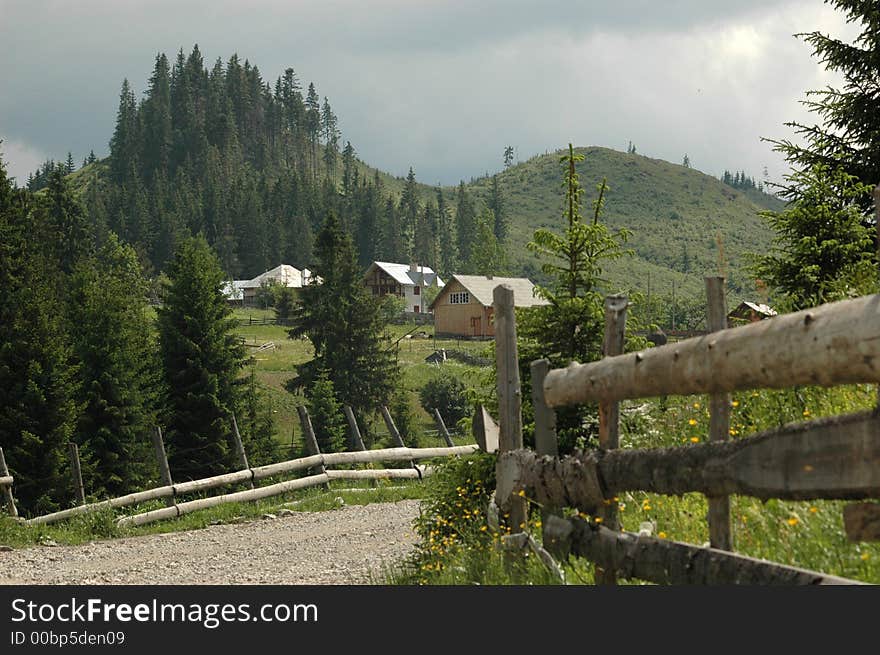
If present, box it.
[390,383,880,585]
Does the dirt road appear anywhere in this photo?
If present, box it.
[0,500,420,585]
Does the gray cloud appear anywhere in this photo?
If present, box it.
[0,0,851,186]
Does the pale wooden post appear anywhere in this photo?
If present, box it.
[343,405,374,487]
[0,447,18,517]
[231,413,255,489]
[380,405,407,448]
[433,408,455,447]
[705,276,732,550]
[531,358,558,526]
[297,406,330,490]
[494,284,526,533]
[152,426,175,507]
[68,442,86,506]
[597,294,627,585]
[343,405,368,451]
[874,184,880,408]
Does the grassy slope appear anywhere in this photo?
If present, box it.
[459,146,784,301]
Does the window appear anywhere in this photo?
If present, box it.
[414,305,420,313]
[413,286,420,295]
[449,292,470,304]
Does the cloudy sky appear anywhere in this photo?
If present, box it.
[0,0,857,187]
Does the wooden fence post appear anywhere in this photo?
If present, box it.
[705,276,732,550]
[343,405,368,452]
[152,426,175,507]
[0,447,18,517]
[494,284,526,533]
[597,294,628,585]
[231,413,255,489]
[433,408,455,447]
[298,406,330,490]
[380,405,408,448]
[531,358,558,526]
[68,442,86,506]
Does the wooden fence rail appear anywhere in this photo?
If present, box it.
[492,280,880,585]
[24,443,477,527]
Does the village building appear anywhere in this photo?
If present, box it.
[429,275,548,338]
[727,301,777,325]
[363,261,442,314]
[222,264,316,306]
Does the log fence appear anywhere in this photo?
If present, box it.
[3,405,477,528]
[492,281,880,585]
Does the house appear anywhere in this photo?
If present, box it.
[363,261,442,314]
[223,264,316,306]
[429,275,548,338]
[727,301,777,325]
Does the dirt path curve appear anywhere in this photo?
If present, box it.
[0,500,421,585]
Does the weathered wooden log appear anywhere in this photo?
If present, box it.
[844,502,880,542]
[172,469,254,495]
[297,406,329,489]
[68,442,86,506]
[496,410,880,512]
[26,486,175,526]
[251,454,325,480]
[472,405,499,454]
[542,514,862,585]
[325,468,426,481]
[231,412,254,489]
[433,408,455,448]
[152,426,175,507]
[0,448,17,517]
[597,295,627,585]
[494,284,526,532]
[381,405,410,451]
[343,405,368,451]
[705,276,731,551]
[531,360,557,459]
[0,476,12,488]
[544,293,880,406]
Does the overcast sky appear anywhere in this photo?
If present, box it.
[0,0,857,187]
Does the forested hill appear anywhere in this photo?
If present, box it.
[46,46,780,298]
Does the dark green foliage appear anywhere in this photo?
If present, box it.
[468,209,504,275]
[238,367,278,466]
[157,235,247,479]
[274,286,297,323]
[0,159,79,514]
[287,211,399,419]
[389,389,418,448]
[454,181,477,269]
[519,145,632,453]
[768,2,880,218]
[488,174,508,245]
[419,372,469,426]
[306,370,346,454]
[749,163,875,309]
[69,235,158,497]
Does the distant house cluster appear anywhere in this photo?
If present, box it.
[228,260,546,338]
[222,264,316,306]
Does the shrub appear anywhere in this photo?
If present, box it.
[419,372,469,426]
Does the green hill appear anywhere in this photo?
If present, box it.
[459,146,782,301]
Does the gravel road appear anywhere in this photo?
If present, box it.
[0,500,421,585]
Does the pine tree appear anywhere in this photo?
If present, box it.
[503,146,515,168]
[469,209,503,275]
[306,370,347,454]
[65,152,75,174]
[287,211,398,419]
[769,2,880,215]
[69,234,158,496]
[238,367,278,466]
[454,181,477,268]
[157,235,248,479]
[109,79,139,184]
[0,158,79,513]
[436,185,457,275]
[142,53,173,181]
[399,167,419,261]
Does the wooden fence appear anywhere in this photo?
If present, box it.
[492,279,880,585]
[1,406,476,528]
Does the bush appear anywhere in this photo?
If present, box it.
[390,389,419,447]
[307,371,347,453]
[419,372,469,426]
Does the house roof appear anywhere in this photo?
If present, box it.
[430,275,549,310]
[366,261,442,287]
[729,301,777,319]
[241,264,304,289]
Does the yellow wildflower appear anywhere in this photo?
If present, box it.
[658,531,667,539]
[690,436,700,443]
[809,507,818,514]
[688,418,698,426]
[731,400,739,407]
[860,553,870,561]
[787,517,799,527]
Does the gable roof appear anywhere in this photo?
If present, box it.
[729,301,777,319]
[430,275,548,309]
[366,261,442,287]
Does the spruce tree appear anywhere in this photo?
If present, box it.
[288,211,398,420]
[488,174,508,245]
[306,370,347,454]
[69,234,158,496]
[455,181,477,267]
[157,235,247,479]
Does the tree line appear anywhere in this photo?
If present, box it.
[66,46,509,282]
